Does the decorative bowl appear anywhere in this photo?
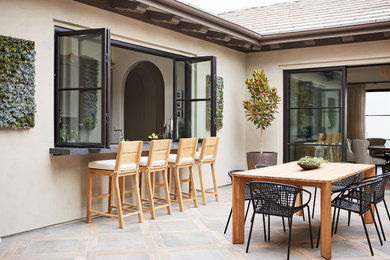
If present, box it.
[297,162,320,170]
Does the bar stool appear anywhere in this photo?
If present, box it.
[139,139,172,219]
[86,141,143,228]
[195,136,219,205]
[168,138,198,211]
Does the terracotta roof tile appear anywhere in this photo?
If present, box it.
[218,0,390,35]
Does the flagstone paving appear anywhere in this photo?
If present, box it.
[1,185,390,260]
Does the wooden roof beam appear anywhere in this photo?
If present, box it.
[342,35,354,42]
[205,30,232,42]
[178,21,208,34]
[146,10,181,25]
[111,0,148,13]
[228,38,252,49]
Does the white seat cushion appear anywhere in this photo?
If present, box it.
[169,154,194,164]
[139,156,166,167]
[88,159,137,171]
[195,151,214,160]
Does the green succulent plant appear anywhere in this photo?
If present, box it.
[0,35,36,129]
[298,156,328,166]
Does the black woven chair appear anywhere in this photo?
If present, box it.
[311,173,361,218]
[340,172,390,241]
[246,181,313,260]
[224,166,270,234]
[224,170,247,234]
[316,178,383,256]
[254,163,269,169]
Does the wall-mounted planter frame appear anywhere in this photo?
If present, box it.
[0,35,36,129]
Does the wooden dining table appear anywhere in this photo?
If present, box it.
[232,162,376,259]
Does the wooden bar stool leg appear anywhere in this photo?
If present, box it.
[120,176,126,204]
[139,171,144,200]
[175,167,184,212]
[108,176,113,214]
[86,170,92,223]
[170,167,178,201]
[197,164,207,205]
[132,174,143,223]
[146,171,156,219]
[167,168,172,195]
[162,168,172,215]
[113,174,124,228]
[211,162,219,202]
[190,165,198,208]
[152,172,156,194]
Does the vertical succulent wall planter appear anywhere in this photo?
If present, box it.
[207,75,224,131]
[0,35,36,129]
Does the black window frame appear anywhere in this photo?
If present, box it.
[283,66,347,162]
[54,27,111,148]
[173,56,217,141]
[54,26,217,149]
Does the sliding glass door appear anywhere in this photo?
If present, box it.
[284,67,346,162]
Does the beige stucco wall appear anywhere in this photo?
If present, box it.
[0,0,247,236]
[245,40,390,163]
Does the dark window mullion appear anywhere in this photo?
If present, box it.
[289,106,343,110]
[177,98,210,102]
[58,88,102,91]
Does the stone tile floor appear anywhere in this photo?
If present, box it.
[1,185,390,260]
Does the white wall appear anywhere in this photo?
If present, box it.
[0,0,246,236]
[245,40,390,163]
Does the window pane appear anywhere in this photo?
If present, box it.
[289,144,341,162]
[366,92,390,115]
[176,60,211,99]
[289,71,342,108]
[289,108,341,143]
[59,34,102,89]
[59,90,102,143]
[177,100,211,138]
[366,116,390,139]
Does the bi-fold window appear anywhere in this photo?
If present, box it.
[54,27,216,148]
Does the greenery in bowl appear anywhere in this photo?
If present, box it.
[298,156,328,166]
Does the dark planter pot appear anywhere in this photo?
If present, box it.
[246,151,277,170]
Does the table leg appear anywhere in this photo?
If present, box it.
[364,166,376,224]
[296,186,303,216]
[320,183,332,259]
[232,175,246,244]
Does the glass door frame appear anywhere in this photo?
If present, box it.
[283,66,347,162]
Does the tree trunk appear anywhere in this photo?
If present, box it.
[260,127,264,153]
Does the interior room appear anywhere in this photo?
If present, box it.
[110,46,174,143]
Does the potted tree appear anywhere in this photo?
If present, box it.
[243,69,281,169]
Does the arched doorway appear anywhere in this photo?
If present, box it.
[124,61,164,140]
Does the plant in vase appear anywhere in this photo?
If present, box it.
[243,69,281,168]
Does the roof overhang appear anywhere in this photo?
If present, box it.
[74,0,390,53]
[255,21,390,52]
[74,0,263,52]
